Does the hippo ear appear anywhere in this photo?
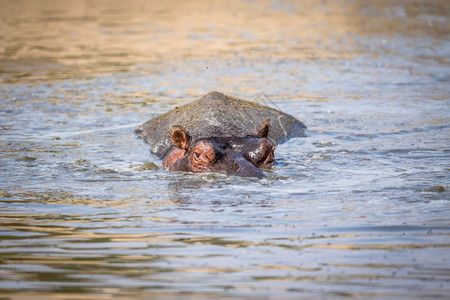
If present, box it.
[170,125,191,151]
[255,119,270,138]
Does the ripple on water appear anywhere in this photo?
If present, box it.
[1,0,450,298]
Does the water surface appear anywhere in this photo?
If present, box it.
[1,0,449,299]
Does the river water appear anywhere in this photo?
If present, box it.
[1,0,449,299]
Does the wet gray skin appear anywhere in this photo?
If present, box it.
[135,91,306,159]
[211,150,266,179]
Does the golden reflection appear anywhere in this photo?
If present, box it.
[261,264,321,271]
[2,189,176,209]
[328,262,408,269]
[1,291,223,300]
[1,0,448,83]
[312,243,450,250]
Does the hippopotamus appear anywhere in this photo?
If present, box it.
[161,120,275,178]
[135,91,306,178]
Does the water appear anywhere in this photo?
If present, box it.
[1,0,449,298]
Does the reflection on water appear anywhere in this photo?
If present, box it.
[1,0,449,299]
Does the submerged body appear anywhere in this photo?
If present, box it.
[136,91,306,178]
[135,91,306,158]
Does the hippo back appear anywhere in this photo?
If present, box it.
[135,91,306,158]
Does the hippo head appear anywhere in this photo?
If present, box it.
[163,125,265,178]
[164,125,225,173]
[161,120,278,178]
